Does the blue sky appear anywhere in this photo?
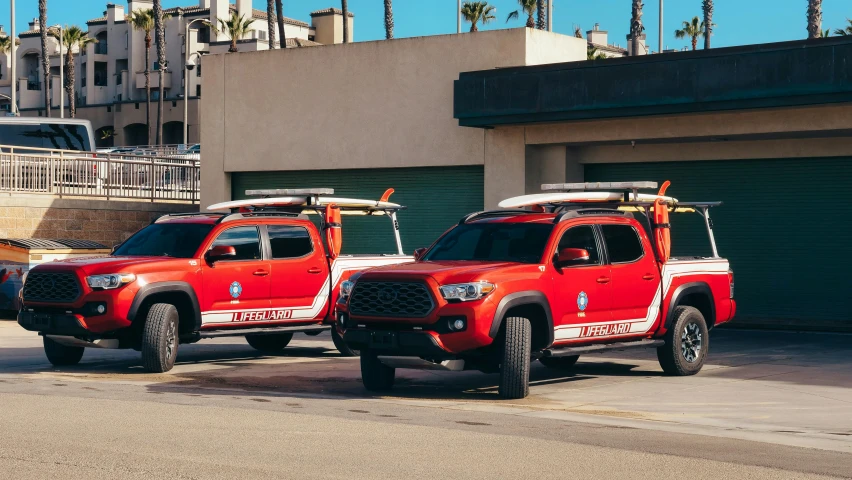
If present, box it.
[2,0,850,50]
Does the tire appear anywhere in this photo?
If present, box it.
[332,327,359,357]
[360,349,395,392]
[43,337,84,366]
[245,333,293,353]
[539,355,579,369]
[657,306,709,376]
[141,303,180,373]
[498,316,532,399]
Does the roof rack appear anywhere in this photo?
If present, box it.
[553,208,633,223]
[459,210,547,224]
[542,181,658,192]
[219,211,309,223]
[152,212,226,224]
[245,188,335,196]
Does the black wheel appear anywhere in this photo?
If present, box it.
[332,327,359,357]
[499,316,531,399]
[245,333,293,353]
[43,337,84,366]
[657,306,709,376]
[141,303,180,373]
[539,355,579,369]
[360,349,395,392]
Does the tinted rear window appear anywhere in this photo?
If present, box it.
[268,225,313,259]
[601,224,644,263]
[0,123,92,151]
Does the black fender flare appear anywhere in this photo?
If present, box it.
[489,290,554,347]
[127,281,202,331]
[665,282,715,330]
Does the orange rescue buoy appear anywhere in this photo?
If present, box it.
[325,204,342,259]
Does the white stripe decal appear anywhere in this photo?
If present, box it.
[553,260,729,341]
[201,256,412,326]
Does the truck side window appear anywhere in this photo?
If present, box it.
[557,226,601,265]
[601,224,644,263]
[268,225,313,259]
[211,226,261,261]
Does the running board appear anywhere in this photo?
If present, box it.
[199,325,330,339]
[378,356,465,371]
[545,339,664,357]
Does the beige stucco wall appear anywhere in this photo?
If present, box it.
[200,29,587,208]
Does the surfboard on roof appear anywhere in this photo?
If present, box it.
[498,181,678,209]
[206,188,403,213]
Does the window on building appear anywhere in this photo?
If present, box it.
[197,27,210,43]
[259,30,267,41]
[601,225,644,263]
[268,226,313,259]
[196,63,201,77]
[94,62,108,86]
[81,63,87,86]
[95,31,108,54]
[196,85,201,97]
[125,31,129,49]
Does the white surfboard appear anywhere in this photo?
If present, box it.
[207,196,402,212]
[497,192,679,209]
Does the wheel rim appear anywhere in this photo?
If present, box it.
[166,319,177,360]
[680,322,702,363]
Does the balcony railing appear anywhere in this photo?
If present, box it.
[94,43,108,55]
[0,145,199,203]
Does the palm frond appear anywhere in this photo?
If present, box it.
[506,10,520,23]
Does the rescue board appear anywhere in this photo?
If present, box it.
[497,192,679,209]
[207,196,402,212]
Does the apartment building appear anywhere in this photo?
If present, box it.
[2,1,354,146]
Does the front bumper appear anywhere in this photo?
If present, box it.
[343,329,455,359]
[18,311,93,337]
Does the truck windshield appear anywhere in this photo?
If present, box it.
[423,223,554,264]
[113,223,214,258]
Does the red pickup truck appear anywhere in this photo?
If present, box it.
[340,182,735,399]
[18,189,411,372]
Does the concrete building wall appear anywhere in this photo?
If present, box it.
[201,29,587,207]
[0,196,191,247]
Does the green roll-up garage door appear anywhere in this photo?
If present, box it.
[232,166,484,255]
[586,158,852,328]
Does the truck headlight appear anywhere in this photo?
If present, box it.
[439,282,495,302]
[340,280,355,297]
[86,273,136,290]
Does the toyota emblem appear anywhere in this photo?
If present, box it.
[378,287,397,304]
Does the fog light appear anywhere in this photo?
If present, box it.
[452,319,465,331]
[96,305,106,314]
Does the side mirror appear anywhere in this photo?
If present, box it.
[206,245,236,263]
[554,248,590,268]
[413,247,427,261]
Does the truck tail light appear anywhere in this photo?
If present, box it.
[728,269,734,299]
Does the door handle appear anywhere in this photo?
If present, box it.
[642,274,656,280]
[307,267,323,274]
[252,270,269,276]
[596,276,611,284]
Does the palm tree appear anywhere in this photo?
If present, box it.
[0,36,16,55]
[266,0,276,47]
[384,0,394,39]
[587,46,607,60]
[39,0,51,117]
[702,0,713,49]
[461,1,497,32]
[129,9,156,144]
[536,0,546,30]
[675,17,705,51]
[574,25,583,38]
[275,0,287,48]
[507,0,537,28]
[630,0,645,56]
[153,0,167,144]
[53,26,95,118]
[820,28,831,38]
[216,11,256,53]
[807,0,822,39]
[342,0,350,43]
[834,19,852,36]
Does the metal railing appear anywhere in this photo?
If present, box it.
[0,145,199,204]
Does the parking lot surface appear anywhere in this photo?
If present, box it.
[1,321,849,479]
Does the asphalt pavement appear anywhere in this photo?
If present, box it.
[0,320,850,479]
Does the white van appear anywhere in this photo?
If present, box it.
[0,117,96,153]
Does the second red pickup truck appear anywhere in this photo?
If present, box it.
[340,182,736,399]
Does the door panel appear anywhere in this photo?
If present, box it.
[550,225,613,342]
[601,224,660,328]
[200,226,270,326]
[267,224,330,322]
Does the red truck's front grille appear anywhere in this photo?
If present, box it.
[23,272,82,303]
[349,281,434,318]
